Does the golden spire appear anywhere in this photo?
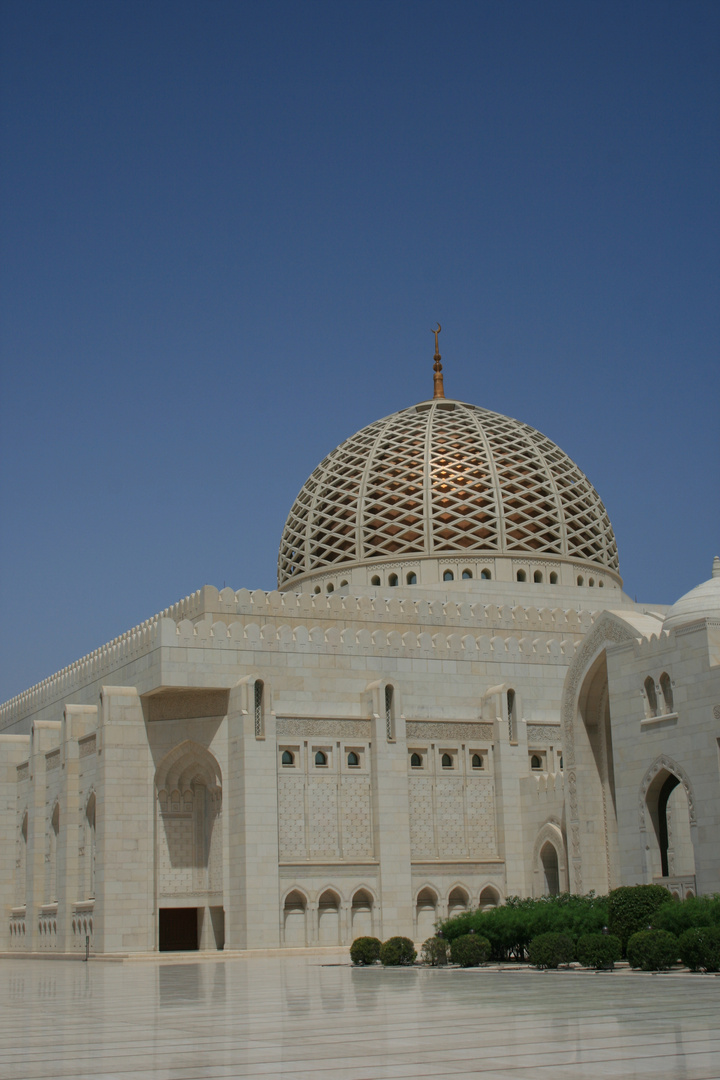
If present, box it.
[431,323,445,399]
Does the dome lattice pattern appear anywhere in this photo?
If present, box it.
[278,400,618,585]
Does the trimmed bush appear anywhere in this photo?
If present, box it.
[608,885,673,952]
[449,934,490,967]
[420,936,448,966]
[528,932,574,969]
[678,926,720,972]
[576,933,622,970]
[380,936,417,966]
[350,936,382,965]
[626,929,678,971]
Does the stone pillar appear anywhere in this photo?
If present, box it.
[491,693,529,897]
[26,721,61,950]
[225,677,281,950]
[0,734,31,949]
[95,686,154,954]
[369,694,413,939]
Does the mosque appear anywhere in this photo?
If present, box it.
[1,338,718,956]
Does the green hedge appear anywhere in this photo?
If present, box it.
[350,936,382,965]
[576,932,621,969]
[654,895,720,937]
[380,936,417,966]
[626,929,678,971]
[528,932,574,969]
[437,893,609,962]
[449,934,490,967]
[678,927,720,972]
[608,885,674,952]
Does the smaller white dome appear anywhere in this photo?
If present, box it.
[663,557,720,631]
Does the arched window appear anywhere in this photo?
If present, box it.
[281,750,294,766]
[479,885,500,911]
[340,579,348,588]
[326,582,334,593]
[462,569,472,579]
[506,688,517,740]
[660,672,673,713]
[644,676,658,717]
[441,752,453,768]
[533,570,543,583]
[471,753,483,769]
[410,752,422,768]
[589,578,595,587]
[388,573,398,587]
[314,586,321,594]
[254,680,264,737]
[480,569,491,580]
[314,750,327,766]
[406,572,417,584]
[371,575,381,586]
[347,751,359,767]
[443,570,454,582]
[599,580,604,588]
[85,793,96,899]
[549,571,558,584]
[530,754,542,770]
[516,570,526,582]
[577,575,584,586]
[384,684,395,741]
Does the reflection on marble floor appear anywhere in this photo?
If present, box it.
[1,955,719,1079]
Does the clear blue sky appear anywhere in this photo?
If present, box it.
[1,0,718,701]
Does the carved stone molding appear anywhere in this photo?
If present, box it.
[406,721,493,741]
[276,719,372,738]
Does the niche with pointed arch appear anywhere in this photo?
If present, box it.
[155,741,223,903]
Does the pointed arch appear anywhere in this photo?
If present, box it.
[155,740,222,801]
[639,755,696,883]
[561,613,636,893]
[532,821,567,896]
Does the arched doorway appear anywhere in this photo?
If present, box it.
[318,890,341,945]
[351,889,373,938]
[155,741,223,951]
[415,887,438,940]
[642,758,696,889]
[478,886,500,911]
[283,890,307,946]
[540,843,560,895]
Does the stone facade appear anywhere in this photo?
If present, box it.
[1,395,717,955]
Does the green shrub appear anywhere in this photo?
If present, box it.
[449,934,490,967]
[350,936,382,965]
[420,936,448,966]
[576,932,622,970]
[380,936,417,966]
[654,894,720,937]
[528,932,574,969]
[608,885,673,952]
[678,927,720,972]
[437,892,610,963]
[626,929,678,971]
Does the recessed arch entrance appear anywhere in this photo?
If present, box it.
[640,756,696,888]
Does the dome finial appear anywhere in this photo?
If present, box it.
[431,323,445,399]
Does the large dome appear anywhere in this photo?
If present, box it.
[278,397,620,590]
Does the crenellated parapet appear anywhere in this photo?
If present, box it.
[0,584,597,729]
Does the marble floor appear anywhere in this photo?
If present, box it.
[1,955,719,1080]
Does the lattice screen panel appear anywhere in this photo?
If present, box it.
[278,399,619,584]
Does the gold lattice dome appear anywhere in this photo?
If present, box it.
[278,398,620,589]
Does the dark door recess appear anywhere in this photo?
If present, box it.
[159,908,198,951]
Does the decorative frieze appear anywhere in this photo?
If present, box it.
[406,721,493,740]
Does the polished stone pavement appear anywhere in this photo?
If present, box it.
[1,955,719,1080]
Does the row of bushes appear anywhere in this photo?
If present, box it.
[352,926,720,971]
[436,887,720,961]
